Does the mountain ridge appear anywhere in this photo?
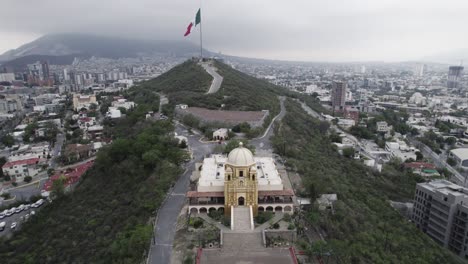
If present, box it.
[0,33,206,64]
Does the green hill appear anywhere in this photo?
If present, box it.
[271,99,464,263]
[140,59,285,114]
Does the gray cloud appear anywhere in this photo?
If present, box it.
[1,0,468,61]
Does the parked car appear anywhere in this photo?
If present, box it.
[10,222,17,229]
[5,209,14,216]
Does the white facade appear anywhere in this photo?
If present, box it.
[2,158,41,181]
[106,107,122,119]
[213,128,229,140]
[450,148,468,169]
[376,121,392,133]
[197,154,283,193]
[385,140,418,161]
[111,99,135,110]
[337,119,355,130]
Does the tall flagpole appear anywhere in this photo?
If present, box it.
[199,7,203,59]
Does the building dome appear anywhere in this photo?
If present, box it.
[227,142,255,166]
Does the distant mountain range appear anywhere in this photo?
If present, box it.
[0,33,207,69]
[421,49,468,65]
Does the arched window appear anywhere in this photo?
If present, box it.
[240,180,244,187]
[227,175,231,181]
[239,171,244,177]
[252,175,255,181]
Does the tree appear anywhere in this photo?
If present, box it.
[447,157,457,167]
[179,140,188,149]
[24,176,32,183]
[415,151,424,161]
[1,135,14,147]
[342,147,355,158]
[51,176,67,197]
[89,103,98,111]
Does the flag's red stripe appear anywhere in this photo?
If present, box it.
[184,22,193,37]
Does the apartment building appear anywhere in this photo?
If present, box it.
[413,180,468,258]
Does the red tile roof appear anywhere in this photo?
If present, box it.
[259,190,295,196]
[2,158,40,168]
[186,189,295,198]
[79,117,92,122]
[404,162,436,170]
[43,161,94,191]
[187,191,224,198]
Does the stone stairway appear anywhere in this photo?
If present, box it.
[222,232,264,252]
[233,207,252,232]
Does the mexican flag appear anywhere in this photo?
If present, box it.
[184,8,201,37]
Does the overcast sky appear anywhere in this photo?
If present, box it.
[1,0,468,62]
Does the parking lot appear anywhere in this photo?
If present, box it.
[0,201,47,238]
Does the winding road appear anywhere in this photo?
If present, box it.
[147,124,214,264]
[200,62,223,94]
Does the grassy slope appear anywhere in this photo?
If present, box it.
[142,59,284,115]
[0,80,186,263]
[271,99,464,264]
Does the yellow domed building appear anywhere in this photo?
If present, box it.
[187,143,294,218]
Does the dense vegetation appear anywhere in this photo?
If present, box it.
[0,77,186,263]
[272,99,463,263]
[141,59,291,138]
[141,59,284,115]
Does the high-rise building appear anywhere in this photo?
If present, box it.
[63,69,70,81]
[41,61,50,80]
[419,64,426,77]
[448,66,464,89]
[412,180,468,257]
[360,65,366,74]
[27,61,51,85]
[331,81,347,111]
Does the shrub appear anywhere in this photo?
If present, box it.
[283,213,292,222]
[272,223,280,229]
[12,182,17,187]
[208,210,223,221]
[256,211,274,224]
[288,223,295,230]
[24,176,32,183]
[447,157,457,167]
[0,193,11,200]
[183,255,194,264]
[192,218,203,229]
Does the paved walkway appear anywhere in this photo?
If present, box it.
[200,62,223,94]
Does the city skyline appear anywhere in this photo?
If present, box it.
[2,0,468,62]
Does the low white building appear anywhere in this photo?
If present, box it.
[337,119,355,130]
[111,99,135,110]
[438,116,467,126]
[376,121,392,133]
[385,140,418,161]
[2,158,42,181]
[317,194,338,211]
[449,148,468,169]
[106,107,122,119]
[213,128,229,141]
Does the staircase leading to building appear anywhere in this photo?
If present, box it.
[233,207,252,232]
[222,232,264,252]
